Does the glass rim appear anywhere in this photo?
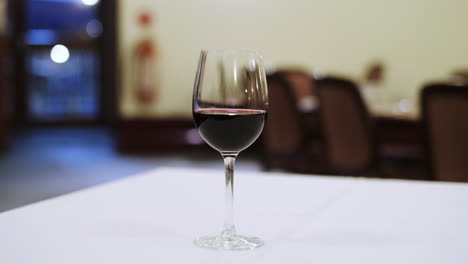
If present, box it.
[200,49,263,56]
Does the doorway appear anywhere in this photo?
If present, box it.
[10,0,117,126]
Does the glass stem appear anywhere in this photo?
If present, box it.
[222,153,238,238]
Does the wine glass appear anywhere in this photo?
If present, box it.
[192,50,268,250]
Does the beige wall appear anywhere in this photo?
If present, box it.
[119,0,468,118]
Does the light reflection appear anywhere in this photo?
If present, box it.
[185,129,204,145]
[86,19,102,38]
[81,0,99,6]
[50,44,70,64]
[398,98,412,113]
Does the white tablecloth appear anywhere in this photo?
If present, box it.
[1,168,468,263]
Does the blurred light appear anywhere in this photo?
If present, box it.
[313,68,325,79]
[86,19,102,38]
[185,129,204,145]
[398,98,411,113]
[81,0,99,6]
[50,44,70,63]
[25,29,57,45]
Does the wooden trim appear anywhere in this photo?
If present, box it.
[0,36,8,150]
[116,119,210,153]
[10,0,27,125]
[116,118,269,155]
[99,0,118,126]
[25,120,102,127]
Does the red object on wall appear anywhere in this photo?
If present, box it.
[134,12,159,104]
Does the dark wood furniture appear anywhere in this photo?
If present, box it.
[276,69,316,103]
[375,117,424,160]
[316,76,377,176]
[276,69,321,140]
[261,72,323,173]
[116,119,208,153]
[422,83,468,182]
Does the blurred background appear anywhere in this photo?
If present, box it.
[1,0,468,212]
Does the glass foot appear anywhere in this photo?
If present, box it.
[194,234,264,250]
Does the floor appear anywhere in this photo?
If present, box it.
[0,128,263,212]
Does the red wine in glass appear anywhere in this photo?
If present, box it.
[193,108,266,153]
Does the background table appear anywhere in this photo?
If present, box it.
[362,89,420,121]
[1,168,468,263]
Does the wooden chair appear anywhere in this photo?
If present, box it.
[276,69,317,111]
[276,69,321,148]
[421,84,468,182]
[261,72,322,173]
[316,77,378,176]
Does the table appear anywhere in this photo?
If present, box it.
[362,90,423,159]
[362,89,420,121]
[1,167,468,263]
[369,101,419,121]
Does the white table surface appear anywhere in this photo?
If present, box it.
[1,167,468,264]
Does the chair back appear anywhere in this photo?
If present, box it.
[277,70,317,111]
[316,77,375,174]
[263,73,304,155]
[422,84,468,182]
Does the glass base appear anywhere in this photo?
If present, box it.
[194,233,264,250]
